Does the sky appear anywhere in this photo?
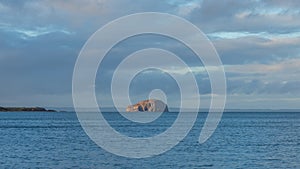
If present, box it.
[1,0,300,109]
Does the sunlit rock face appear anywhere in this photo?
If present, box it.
[126,99,169,112]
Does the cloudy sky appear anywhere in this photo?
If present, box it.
[1,0,300,109]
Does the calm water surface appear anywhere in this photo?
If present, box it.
[0,112,299,168]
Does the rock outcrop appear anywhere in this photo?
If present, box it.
[126,99,169,112]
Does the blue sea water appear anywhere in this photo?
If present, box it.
[0,111,299,168]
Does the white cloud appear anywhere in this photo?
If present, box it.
[225,59,300,74]
[208,31,300,40]
[177,0,202,16]
[0,24,73,38]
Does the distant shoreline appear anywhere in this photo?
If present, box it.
[1,106,300,113]
[0,106,57,112]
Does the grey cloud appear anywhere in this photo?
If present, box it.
[0,30,80,98]
[261,0,300,9]
[227,79,300,95]
[0,0,299,108]
[213,36,300,64]
[189,0,300,33]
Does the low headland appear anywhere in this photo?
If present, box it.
[0,106,57,112]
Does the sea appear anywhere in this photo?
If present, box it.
[0,111,299,168]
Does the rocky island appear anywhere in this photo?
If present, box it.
[126,99,169,112]
[0,106,57,112]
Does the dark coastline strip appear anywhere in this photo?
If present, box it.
[0,106,56,112]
